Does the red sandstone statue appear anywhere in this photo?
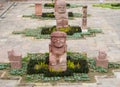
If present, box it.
[96,50,108,68]
[49,31,67,71]
[82,6,87,31]
[55,0,68,30]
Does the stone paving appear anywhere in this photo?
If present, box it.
[0,0,120,87]
[0,79,18,87]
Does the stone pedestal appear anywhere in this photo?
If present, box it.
[8,50,22,69]
[35,3,42,16]
[49,31,67,72]
[54,0,68,30]
[96,50,108,68]
[82,5,87,31]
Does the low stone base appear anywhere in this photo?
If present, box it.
[96,58,108,68]
[49,64,67,72]
[11,61,22,69]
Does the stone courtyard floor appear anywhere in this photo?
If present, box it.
[0,0,120,87]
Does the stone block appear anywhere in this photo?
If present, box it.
[11,61,22,69]
[35,3,42,16]
[8,50,22,69]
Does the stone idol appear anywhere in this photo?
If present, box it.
[55,0,68,30]
[49,31,67,71]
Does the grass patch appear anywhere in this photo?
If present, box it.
[12,26,102,39]
[93,3,120,9]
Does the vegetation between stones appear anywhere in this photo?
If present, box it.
[12,26,102,39]
[22,12,85,20]
[93,3,120,9]
[27,52,89,76]
[0,52,120,82]
[44,3,82,8]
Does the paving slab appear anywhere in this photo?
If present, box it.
[0,79,18,87]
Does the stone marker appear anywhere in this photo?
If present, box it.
[35,3,42,16]
[8,50,22,69]
[96,50,108,68]
[82,5,87,32]
[54,0,68,30]
[49,31,67,71]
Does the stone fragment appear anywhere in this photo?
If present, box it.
[8,50,22,69]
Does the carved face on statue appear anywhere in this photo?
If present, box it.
[51,31,66,48]
[99,50,107,59]
[56,0,66,14]
[52,37,65,48]
[57,5,66,14]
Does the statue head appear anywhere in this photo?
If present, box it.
[51,31,66,48]
[98,50,107,59]
[55,0,66,14]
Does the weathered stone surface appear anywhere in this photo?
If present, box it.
[35,3,42,16]
[82,18,87,30]
[49,31,67,71]
[96,50,108,68]
[55,0,68,30]
[82,6,87,30]
[8,50,22,69]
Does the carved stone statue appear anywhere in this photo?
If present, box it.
[82,5,87,31]
[96,50,108,68]
[49,31,67,71]
[54,0,68,30]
